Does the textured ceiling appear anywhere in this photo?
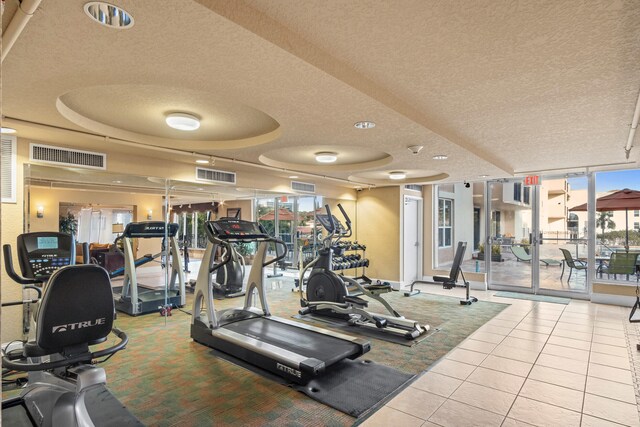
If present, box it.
[2,0,639,188]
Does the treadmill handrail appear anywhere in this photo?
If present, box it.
[2,244,44,285]
[2,328,128,372]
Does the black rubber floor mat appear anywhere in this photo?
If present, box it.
[294,359,414,417]
[293,313,434,347]
[210,349,413,417]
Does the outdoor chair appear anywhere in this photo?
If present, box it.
[601,252,640,282]
[560,248,587,282]
[511,245,562,267]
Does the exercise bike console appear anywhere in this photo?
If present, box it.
[15,232,75,280]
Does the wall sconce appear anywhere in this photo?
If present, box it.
[36,206,44,218]
[147,209,153,220]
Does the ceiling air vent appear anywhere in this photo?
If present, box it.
[291,181,315,193]
[405,184,422,192]
[30,143,106,170]
[1,135,17,203]
[196,167,236,184]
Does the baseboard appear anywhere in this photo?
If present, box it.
[590,293,636,307]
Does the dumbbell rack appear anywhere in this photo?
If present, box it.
[332,241,371,284]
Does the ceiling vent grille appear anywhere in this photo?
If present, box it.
[1,135,17,203]
[196,167,236,184]
[30,143,106,170]
[291,181,315,193]
[405,184,422,192]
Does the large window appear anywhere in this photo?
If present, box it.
[438,198,453,248]
[513,183,522,202]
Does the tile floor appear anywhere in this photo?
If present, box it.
[361,285,640,427]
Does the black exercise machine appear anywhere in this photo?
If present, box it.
[1,263,141,426]
[111,221,186,316]
[299,204,428,340]
[191,217,370,384]
[404,241,478,305]
[2,232,77,342]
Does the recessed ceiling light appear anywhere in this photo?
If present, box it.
[354,121,375,129]
[388,171,407,180]
[0,127,16,134]
[433,154,448,160]
[315,152,338,163]
[84,2,134,29]
[112,180,123,184]
[288,175,299,179]
[195,159,209,164]
[166,113,200,131]
[479,174,489,178]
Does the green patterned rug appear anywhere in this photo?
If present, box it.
[4,281,508,426]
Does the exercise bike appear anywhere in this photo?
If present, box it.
[2,235,140,426]
[299,204,429,340]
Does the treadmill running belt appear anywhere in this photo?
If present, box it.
[224,317,360,366]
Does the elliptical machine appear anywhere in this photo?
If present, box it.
[2,233,140,426]
[299,205,428,340]
[213,242,246,299]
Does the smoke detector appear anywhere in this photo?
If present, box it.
[407,145,424,155]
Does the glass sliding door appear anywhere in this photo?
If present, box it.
[486,180,534,290]
[538,176,589,293]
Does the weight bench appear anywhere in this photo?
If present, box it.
[404,241,477,305]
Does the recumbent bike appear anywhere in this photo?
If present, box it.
[2,232,140,426]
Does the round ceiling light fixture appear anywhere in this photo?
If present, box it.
[354,121,375,129]
[388,171,407,180]
[0,127,17,134]
[166,113,200,131]
[432,154,448,160]
[84,2,134,29]
[315,152,338,163]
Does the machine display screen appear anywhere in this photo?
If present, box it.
[37,236,58,250]
[208,219,267,240]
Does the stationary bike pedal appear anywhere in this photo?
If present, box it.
[372,316,387,328]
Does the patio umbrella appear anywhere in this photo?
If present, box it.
[570,188,640,252]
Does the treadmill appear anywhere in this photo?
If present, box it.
[111,221,186,315]
[191,218,370,384]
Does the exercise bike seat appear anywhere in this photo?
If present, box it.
[344,295,368,307]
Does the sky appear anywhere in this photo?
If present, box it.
[568,169,640,192]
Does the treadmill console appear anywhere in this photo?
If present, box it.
[16,232,75,279]
[122,221,179,238]
[206,219,269,241]
[316,214,346,234]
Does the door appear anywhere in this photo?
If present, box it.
[487,180,534,291]
[403,196,421,284]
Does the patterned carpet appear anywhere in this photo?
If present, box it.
[99,280,509,426]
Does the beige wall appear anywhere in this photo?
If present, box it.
[355,187,400,282]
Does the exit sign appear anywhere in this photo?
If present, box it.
[524,175,540,186]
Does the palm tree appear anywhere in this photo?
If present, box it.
[596,211,615,241]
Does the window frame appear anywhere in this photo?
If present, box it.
[438,198,453,248]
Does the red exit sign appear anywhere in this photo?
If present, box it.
[524,175,540,186]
